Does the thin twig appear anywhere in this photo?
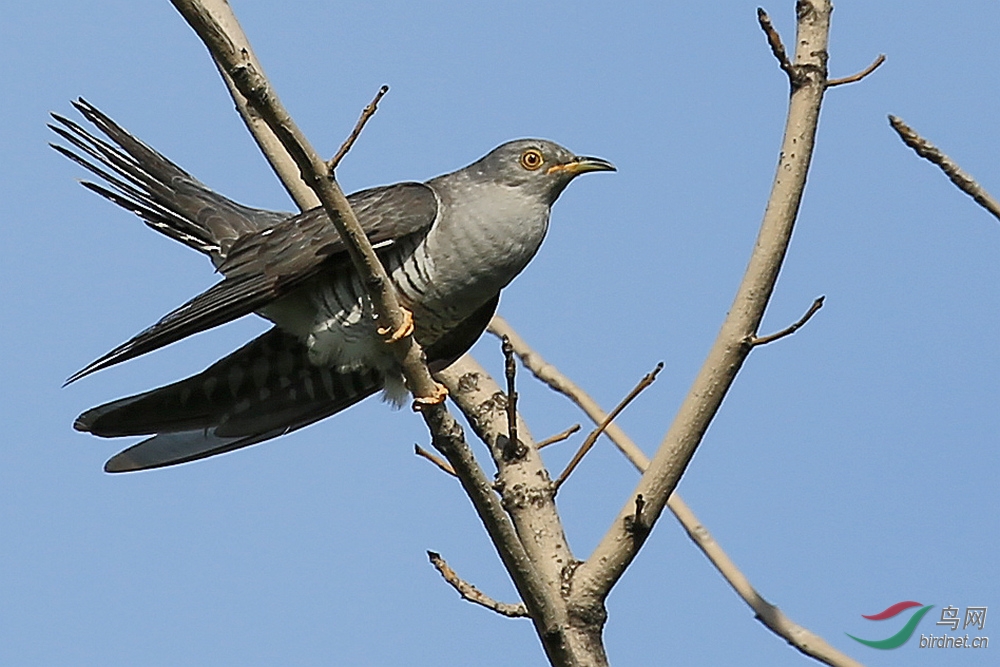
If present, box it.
[827,54,885,87]
[746,295,824,347]
[669,497,865,667]
[328,85,389,171]
[500,335,523,460]
[889,115,1000,223]
[757,8,793,78]
[554,362,663,490]
[415,444,457,477]
[537,424,582,449]
[427,551,529,618]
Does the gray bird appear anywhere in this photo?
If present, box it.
[52,99,614,472]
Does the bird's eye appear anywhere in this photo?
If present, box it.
[519,149,544,171]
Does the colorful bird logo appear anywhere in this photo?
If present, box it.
[846,601,934,649]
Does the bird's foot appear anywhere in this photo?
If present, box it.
[412,382,449,411]
[377,307,415,343]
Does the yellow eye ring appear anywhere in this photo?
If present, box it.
[519,149,544,171]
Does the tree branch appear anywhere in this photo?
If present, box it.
[427,551,529,618]
[438,356,609,666]
[553,362,663,490]
[757,8,794,79]
[746,295,824,347]
[329,84,389,171]
[538,424,582,449]
[572,0,833,610]
[827,54,885,88]
[500,335,525,461]
[889,115,1000,223]
[415,444,457,477]
[491,316,865,667]
[195,1,320,210]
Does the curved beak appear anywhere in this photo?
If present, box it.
[547,155,616,176]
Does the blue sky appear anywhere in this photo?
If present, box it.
[2,2,997,665]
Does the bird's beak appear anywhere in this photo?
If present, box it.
[547,155,616,176]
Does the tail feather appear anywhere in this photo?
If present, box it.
[49,129,219,254]
[50,98,288,257]
[77,327,383,472]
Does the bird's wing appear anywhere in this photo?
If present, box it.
[80,294,498,472]
[65,182,439,384]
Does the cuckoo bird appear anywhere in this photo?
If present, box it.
[52,99,614,472]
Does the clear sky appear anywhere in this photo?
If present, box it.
[2,1,997,665]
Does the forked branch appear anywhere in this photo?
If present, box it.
[493,316,865,667]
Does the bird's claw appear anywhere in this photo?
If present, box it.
[378,307,415,343]
[412,383,449,411]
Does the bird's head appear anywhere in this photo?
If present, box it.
[471,139,616,204]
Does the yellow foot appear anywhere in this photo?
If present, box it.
[412,382,449,411]
[377,307,415,343]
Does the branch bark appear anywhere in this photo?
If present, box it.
[889,115,1000,223]
[438,357,609,666]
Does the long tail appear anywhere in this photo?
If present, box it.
[77,327,384,472]
[49,98,288,258]
[76,291,500,472]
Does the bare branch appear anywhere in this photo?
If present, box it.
[537,424,582,449]
[328,85,389,171]
[500,335,524,461]
[747,296,824,347]
[554,362,663,490]
[415,444,457,477]
[427,551,529,618]
[827,54,885,87]
[495,317,866,666]
[573,0,833,611]
[889,115,1000,223]
[757,8,794,79]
